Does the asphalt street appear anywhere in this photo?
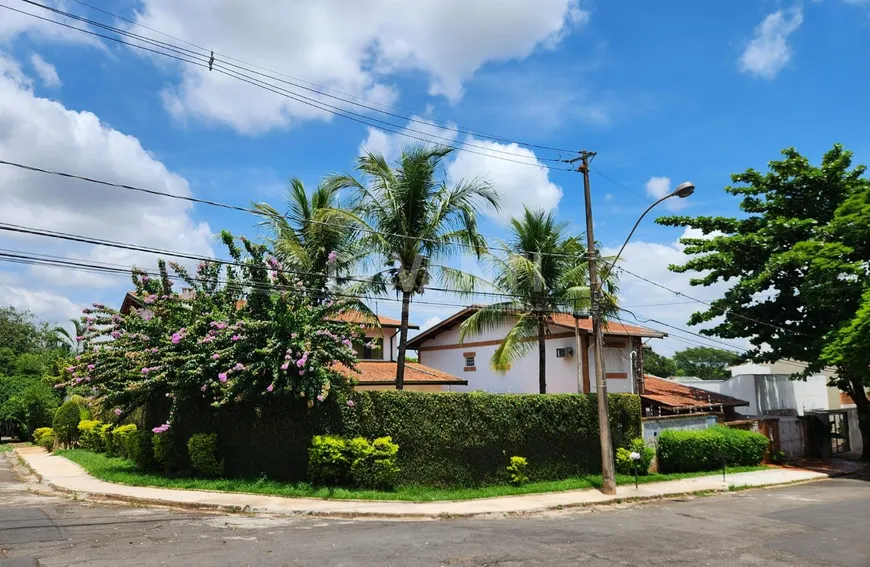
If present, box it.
[2,452,869,567]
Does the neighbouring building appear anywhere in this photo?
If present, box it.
[675,360,864,458]
[405,307,666,394]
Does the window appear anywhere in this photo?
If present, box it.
[465,356,475,367]
[463,352,476,372]
[353,337,384,360]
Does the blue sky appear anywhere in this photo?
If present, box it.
[0,0,867,354]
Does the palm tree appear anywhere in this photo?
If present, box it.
[458,207,618,393]
[54,319,85,354]
[252,178,362,298]
[324,146,500,389]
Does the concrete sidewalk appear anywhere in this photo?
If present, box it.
[11,446,832,519]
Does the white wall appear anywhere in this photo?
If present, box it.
[417,320,636,394]
[362,327,398,361]
[688,373,831,416]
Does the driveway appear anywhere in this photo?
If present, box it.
[2,452,869,566]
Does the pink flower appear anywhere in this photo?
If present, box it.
[266,384,274,392]
[76,335,84,341]
[141,367,151,374]
[65,366,75,373]
[152,423,170,434]
[113,408,123,416]
[327,250,338,263]
[143,294,156,304]
[201,384,207,392]
[218,372,228,383]
[342,339,353,348]
[317,394,324,402]
[346,400,355,407]
[231,334,241,342]
[212,353,220,360]
[233,362,245,371]
[87,364,95,370]
[75,377,82,383]
[150,348,159,354]
[86,316,95,323]
[111,331,121,339]
[299,370,305,376]
[280,362,289,371]
[75,355,82,361]
[171,333,183,344]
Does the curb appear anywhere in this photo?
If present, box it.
[10,449,845,520]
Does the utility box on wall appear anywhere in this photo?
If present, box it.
[555,347,574,358]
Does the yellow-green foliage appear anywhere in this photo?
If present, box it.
[308,435,399,489]
[77,420,104,452]
[507,456,529,486]
[33,426,56,451]
[110,424,138,459]
[32,427,53,444]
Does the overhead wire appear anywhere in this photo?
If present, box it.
[65,0,579,156]
[0,158,588,260]
[11,0,573,168]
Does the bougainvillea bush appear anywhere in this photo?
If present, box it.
[61,231,360,434]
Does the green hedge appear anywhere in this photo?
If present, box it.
[657,426,769,473]
[343,392,641,487]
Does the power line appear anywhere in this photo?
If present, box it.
[0,248,592,316]
[0,222,590,303]
[614,266,810,338]
[0,158,589,260]
[618,307,750,354]
[590,166,652,202]
[12,0,573,167]
[65,0,578,156]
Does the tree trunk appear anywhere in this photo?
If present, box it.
[850,379,870,461]
[538,317,546,394]
[395,290,412,390]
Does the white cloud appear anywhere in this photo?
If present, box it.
[0,50,214,316]
[644,176,687,211]
[422,316,442,331]
[29,53,60,87]
[130,0,586,133]
[606,228,748,356]
[739,6,803,79]
[0,284,82,326]
[446,138,563,224]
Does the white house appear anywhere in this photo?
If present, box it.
[406,307,667,394]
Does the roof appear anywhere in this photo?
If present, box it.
[406,306,666,349]
[119,292,417,329]
[333,361,467,386]
[331,311,419,330]
[642,376,749,410]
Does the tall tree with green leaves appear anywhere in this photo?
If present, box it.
[252,178,362,297]
[657,145,870,459]
[642,347,678,378]
[458,208,617,393]
[324,146,499,389]
[672,347,739,380]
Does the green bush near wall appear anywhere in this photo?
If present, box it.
[343,392,641,487]
[657,426,769,473]
[164,392,640,487]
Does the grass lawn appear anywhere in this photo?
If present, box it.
[0,443,13,453]
[57,449,770,502]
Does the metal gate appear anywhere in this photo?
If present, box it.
[777,417,806,460]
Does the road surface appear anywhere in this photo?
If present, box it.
[2,452,868,566]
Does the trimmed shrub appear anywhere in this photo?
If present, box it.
[100,424,116,455]
[52,401,83,448]
[187,434,222,478]
[32,427,53,445]
[657,426,769,473]
[110,424,138,459]
[352,436,399,490]
[615,438,655,475]
[308,435,350,485]
[342,391,641,487]
[77,420,104,452]
[128,430,156,471]
[33,426,55,452]
[152,433,178,473]
[507,456,529,486]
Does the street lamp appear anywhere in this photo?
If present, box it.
[573,152,694,496]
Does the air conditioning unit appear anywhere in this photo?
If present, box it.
[556,347,574,358]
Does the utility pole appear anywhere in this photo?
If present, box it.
[568,150,616,495]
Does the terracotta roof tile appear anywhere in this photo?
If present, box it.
[331,311,418,329]
[642,375,748,409]
[333,361,466,385]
